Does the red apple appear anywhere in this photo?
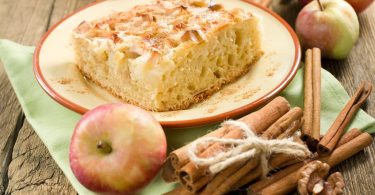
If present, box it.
[299,0,313,6]
[69,103,167,194]
[296,0,359,59]
[299,0,374,13]
[346,0,374,13]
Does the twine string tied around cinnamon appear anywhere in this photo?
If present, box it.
[187,120,311,177]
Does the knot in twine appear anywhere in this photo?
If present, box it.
[187,120,311,176]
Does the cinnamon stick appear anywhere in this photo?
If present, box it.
[319,132,373,166]
[262,108,303,139]
[201,158,258,195]
[270,135,307,169]
[177,97,290,183]
[210,159,260,195]
[249,160,306,193]
[185,174,211,193]
[162,130,228,182]
[303,49,313,141]
[162,157,178,182]
[236,152,308,191]
[277,118,304,140]
[233,164,263,189]
[318,82,372,155]
[169,127,229,169]
[178,126,249,184]
[249,131,373,195]
[268,153,304,170]
[336,128,362,147]
[302,48,321,151]
[311,48,322,147]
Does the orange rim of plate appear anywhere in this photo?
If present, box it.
[34,0,301,128]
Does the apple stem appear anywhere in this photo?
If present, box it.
[316,0,324,11]
[97,140,112,154]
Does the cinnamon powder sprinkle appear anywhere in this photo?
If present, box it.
[265,64,280,77]
[238,87,260,100]
[207,106,217,113]
[57,78,73,85]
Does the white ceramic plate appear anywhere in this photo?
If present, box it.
[34,0,301,128]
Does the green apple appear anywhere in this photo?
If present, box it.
[69,103,167,194]
[295,0,359,59]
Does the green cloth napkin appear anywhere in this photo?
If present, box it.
[0,39,374,195]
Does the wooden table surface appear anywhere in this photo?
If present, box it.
[0,0,374,194]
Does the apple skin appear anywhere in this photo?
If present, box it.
[346,0,374,13]
[295,0,359,59]
[69,103,167,195]
[299,0,313,7]
[299,0,374,13]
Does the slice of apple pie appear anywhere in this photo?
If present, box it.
[73,0,262,111]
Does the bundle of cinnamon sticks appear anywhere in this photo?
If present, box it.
[162,97,309,194]
[162,48,373,195]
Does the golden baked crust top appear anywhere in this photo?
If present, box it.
[74,0,253,55]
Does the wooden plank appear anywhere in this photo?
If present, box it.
[48,0,96,29]
[0,0,54,45]
[0,0,92,194]
[0,0,55,193]
[0,113,23,194]
[5,123,77,195]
